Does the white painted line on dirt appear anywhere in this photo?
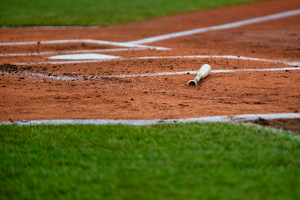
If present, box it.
[102,67,300,78]
[0,48,154,57]
[2,67,298,82]
[0,39,169,50]
[48,54,121,60]
[135,55,300,66]
[11,55,300,66]
[0,39,89,46]
[27,71,80,81]
[130,9,300,44]
[1,113,299,126]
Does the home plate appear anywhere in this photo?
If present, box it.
[49,54,121,60]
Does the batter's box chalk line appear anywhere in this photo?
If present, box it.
[0,48,160,57]
[10,54,300,67]
[2,54,299,81]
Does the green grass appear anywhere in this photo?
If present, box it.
[1,122,299,200]
[0,0,262,26]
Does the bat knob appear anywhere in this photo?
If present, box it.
[188,80,197,86]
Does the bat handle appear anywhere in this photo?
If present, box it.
[188,74,203,86]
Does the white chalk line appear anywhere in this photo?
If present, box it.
[10,55,300,66]
[1,113,299,126]
[3,67,298,82]
[0,48,156,57]
[2,55,298,81]
[0,39,169,50]
[136,55,300,66]
[130,9,300,44]
[103,67,300,79]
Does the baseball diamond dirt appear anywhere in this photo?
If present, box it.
[0,0,299,132]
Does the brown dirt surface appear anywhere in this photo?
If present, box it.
[251,118,300,134]
[0,0,299,133]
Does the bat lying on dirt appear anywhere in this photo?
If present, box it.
[188,64,211,86]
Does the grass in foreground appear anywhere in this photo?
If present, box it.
[0,0,262,26]
[1,122,299,200]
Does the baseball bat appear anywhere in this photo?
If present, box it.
[188,64,211,86]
